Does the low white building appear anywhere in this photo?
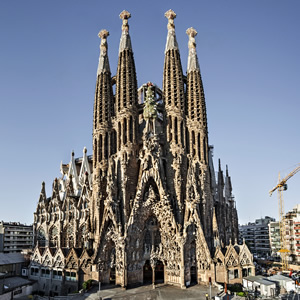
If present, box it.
[268,274,295,293]
[243,275,277,297]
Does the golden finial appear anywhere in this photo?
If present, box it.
[165,9,176,30]
[186,27,197,49]
[119,10,131,32]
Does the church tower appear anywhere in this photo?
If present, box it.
[163,10,187,226]
[92,29,114,244]
[114,11,139,230]
[185,27,213,244]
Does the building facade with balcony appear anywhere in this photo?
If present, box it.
[239,216,275,257]
[268,221,280,257]
[283,205,300,264]
[0,222,33,254]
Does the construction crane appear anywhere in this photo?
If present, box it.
[269,164,300,270]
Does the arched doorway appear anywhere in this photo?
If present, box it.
[190,266,197,284]
[155,260,164,283]
[143,260,152,283]
[109,267,115,284]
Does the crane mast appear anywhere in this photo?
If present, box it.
[269,164,300,270]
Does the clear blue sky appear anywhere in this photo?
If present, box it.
[0,1,299,225]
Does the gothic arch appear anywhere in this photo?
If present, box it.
[37,227,46,247]
[62,223,74,248]
[77,224,87,248]
[49,225,59,248]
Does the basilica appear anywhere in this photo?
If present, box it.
[29,10,254,296]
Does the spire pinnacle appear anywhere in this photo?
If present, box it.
[186,27,200,72]
[120,10,131,31]
[164,9,178,53]
[119,10,132,52]
[97,29,110,75]
[165,9,176,30]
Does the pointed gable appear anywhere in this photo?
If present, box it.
[224,242,239,268]
[79,147,92,188]
[239,241,253,266]
[65,248,79,270]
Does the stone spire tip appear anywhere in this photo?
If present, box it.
[118,10,132,53]
[97,29,110,74]
[186,27,200,73]
[164,9,178,53]
[186,27,197,49]
[120,10,131,32]
[165,9,176,30]
[98,29,109,40]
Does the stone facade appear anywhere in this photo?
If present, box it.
[29,10,254,296]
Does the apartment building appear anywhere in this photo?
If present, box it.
[284,205,300,263]
[0,222,33,253]
[268,221,280,257]
[239,216,275,257]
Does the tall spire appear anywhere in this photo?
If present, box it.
[97,29,110,75]
[186,27,208,163]
[186,27,200,73]
[115,10,138,113]
[164,9,178,53]
[163,9,185,112]
[119,10,132,53]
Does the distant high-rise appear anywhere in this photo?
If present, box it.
[29,10,254,296]
[239,216,275,257]
[0,221,33,254]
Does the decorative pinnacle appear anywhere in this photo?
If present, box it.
[98,29,109,53]
[120,10,131,32]
[186,27,197,49]
[165,9,176,30]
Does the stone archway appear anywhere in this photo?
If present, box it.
[109,267,116,284]
[155,260,164,283]
[143,260,152,283]
[190,266,197,284]
[185,224,198,285]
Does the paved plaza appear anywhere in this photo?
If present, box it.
[76,284,219,300]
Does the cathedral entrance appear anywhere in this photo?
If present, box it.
[190,266,197,284]
[143,260,152,283]
[109,267,115,284]
[155,260,164,283]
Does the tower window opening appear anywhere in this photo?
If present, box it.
[175,117,178,144]
[123,118,127,145]
[118,122,121,150]
[129,117,133,143]
[198,133,201,160]
[186,128,190,154]
[192,131,195,157]
[203,137,207,163]
[181,121,184,147]
[169,116,172,142]
[99,135,103,162]
[94,139,97,167]
[104,132,108,159]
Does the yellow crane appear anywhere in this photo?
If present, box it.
[269,164,300,270]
